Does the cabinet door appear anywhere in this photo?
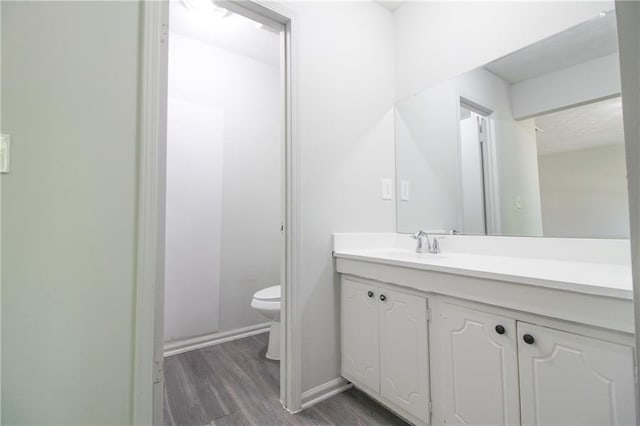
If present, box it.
[341,278,380,392]
[518,322,637,426]
[438,303,520,425]
[379,288,430,423]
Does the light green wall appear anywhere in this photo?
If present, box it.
[1,1,140,424]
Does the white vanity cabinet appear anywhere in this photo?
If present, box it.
[341,277,380,392]
[341,277,431,424]
[336,248,637,426]
[517,323,637,426]
[436,303,521,425]
[435,303,637,426]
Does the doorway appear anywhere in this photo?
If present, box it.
[163,0,283,352]
[458,99,495,235]
[134,1,300,424]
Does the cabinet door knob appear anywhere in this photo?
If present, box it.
[523,334,535,345]
[495,325,506,335]
[367,291,374,298]
[379,294,386,301]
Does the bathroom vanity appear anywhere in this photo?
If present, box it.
[335,7,637,425]
[335,234,636,426]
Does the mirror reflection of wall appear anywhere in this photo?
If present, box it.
[395,10,628,239]
[536,97,629,238]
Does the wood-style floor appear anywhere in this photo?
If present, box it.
[163,333,409,426]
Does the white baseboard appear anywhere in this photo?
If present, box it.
[300,377,353,410]
[164,322,271,357]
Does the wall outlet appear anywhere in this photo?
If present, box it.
[516,195,522,209]
[0,134,10,174]
[381,179,393,200]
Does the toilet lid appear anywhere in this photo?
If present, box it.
[254,285,281,301]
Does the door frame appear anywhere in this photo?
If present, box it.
[456,94,501,235]
[133,1,301,424]
[616,0,640,411]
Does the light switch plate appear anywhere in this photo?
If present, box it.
[400,180,410,201]
[381,179,393,200]
[0,134,10,174]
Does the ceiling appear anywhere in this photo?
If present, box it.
[375,1,405,12]
[535,96,624,156]
[485,11,618,84]
[170,0,280,67]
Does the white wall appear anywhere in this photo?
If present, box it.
[395,82,461,233]
[217,43,281,333]
[283,1,396,393]
[395,67,542,237]
[164,21,281,343]
[496,115,542,236]
[539,144,629,238]
[394,1,614,101]
[512,53,622,119]
[164,98,224,341]
[1,1,139,424]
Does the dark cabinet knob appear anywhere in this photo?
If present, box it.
[523,334,535,345]
[379,294,386,301]
[495,325,506,335]
[367,291,374,298]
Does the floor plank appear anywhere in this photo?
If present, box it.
[164,333,409,426]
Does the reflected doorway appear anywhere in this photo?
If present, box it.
[459,100,491,235]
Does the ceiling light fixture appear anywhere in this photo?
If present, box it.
[182,0,230,19]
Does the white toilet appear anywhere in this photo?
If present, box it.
[251,285,281,360]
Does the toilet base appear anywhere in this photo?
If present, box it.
[266,320,280,361]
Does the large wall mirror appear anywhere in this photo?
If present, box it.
[395,9,629,238]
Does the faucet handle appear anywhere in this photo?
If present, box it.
[411,230,425,239]
[431,238,440,253]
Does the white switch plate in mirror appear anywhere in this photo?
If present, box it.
[401,180,410,201]
[0,134,10,174]
[382,179,393,200]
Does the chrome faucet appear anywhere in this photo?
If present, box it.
[411,230,440,254]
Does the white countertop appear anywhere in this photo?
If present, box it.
[333,248,633,300]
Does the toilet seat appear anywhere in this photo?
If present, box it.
[253,285,280,302]
[251,285,281,314]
